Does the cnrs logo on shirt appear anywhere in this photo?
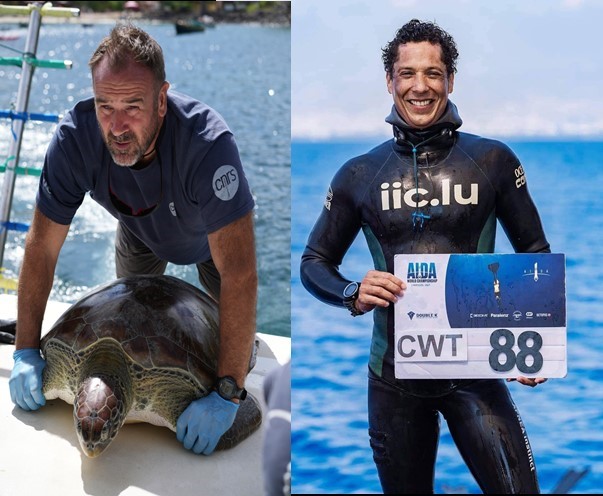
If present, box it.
[213,165,239,201]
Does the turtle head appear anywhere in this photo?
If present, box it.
[74,375,128,457]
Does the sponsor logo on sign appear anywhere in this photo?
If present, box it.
[407,311,438,320]
[523,261,550,281]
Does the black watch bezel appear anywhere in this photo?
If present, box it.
[342,281,364,316]
[343,281,360,299]
[215,376,247,401]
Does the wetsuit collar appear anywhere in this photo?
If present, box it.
[385,100,463,148]
[386,101,464,230]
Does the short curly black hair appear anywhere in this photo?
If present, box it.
[382,19,459,77]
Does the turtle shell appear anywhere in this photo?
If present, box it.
[40,274,261,454]
[42,274,220,385]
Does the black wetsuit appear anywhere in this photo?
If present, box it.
[300,102,549,494]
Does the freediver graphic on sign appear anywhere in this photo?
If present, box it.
[488,262,502,308]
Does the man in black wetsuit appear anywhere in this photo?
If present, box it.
[300,19,549,494]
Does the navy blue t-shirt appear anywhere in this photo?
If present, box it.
[37,91,254,265]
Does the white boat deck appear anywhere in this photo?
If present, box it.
[0,294,290,496]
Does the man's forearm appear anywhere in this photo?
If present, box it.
[15,236,57,349]
[217,269,258,386]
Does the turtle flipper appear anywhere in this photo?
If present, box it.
[216,393,262,450]
[0,318,17,345]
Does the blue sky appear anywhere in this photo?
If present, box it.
[292,0,603,140]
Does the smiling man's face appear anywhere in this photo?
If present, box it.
[386,41,454,129]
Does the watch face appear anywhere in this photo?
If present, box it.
[217,376,248,400]
[219,378,236,397]
[343,282,359,299]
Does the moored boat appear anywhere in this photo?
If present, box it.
[175,19,205,35]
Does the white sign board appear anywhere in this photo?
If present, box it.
[393,253,566,379]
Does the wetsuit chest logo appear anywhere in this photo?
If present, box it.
[380,178,478,211]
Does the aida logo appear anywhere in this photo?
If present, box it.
[406,262,438,283]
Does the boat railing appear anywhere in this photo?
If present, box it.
[0,1,79,292]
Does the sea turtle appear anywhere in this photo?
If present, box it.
[39,274,261,458]
[0,318,16,344]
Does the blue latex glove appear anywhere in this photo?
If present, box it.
[9,348,46,411]
[176,390,239,455]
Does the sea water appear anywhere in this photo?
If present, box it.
[0,21,291,337]
[291,139,603,494]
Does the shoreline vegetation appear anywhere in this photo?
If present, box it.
[0,1,291,26]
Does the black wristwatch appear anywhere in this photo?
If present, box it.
[342,281,365,317]
[215,376,247,401]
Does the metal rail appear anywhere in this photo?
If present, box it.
[0,2,79,18]
[0,1,79,279]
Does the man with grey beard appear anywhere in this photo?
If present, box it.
[9,23,257,457]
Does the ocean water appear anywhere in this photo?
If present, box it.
[291,139,603,493]
[0,21,291,337]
